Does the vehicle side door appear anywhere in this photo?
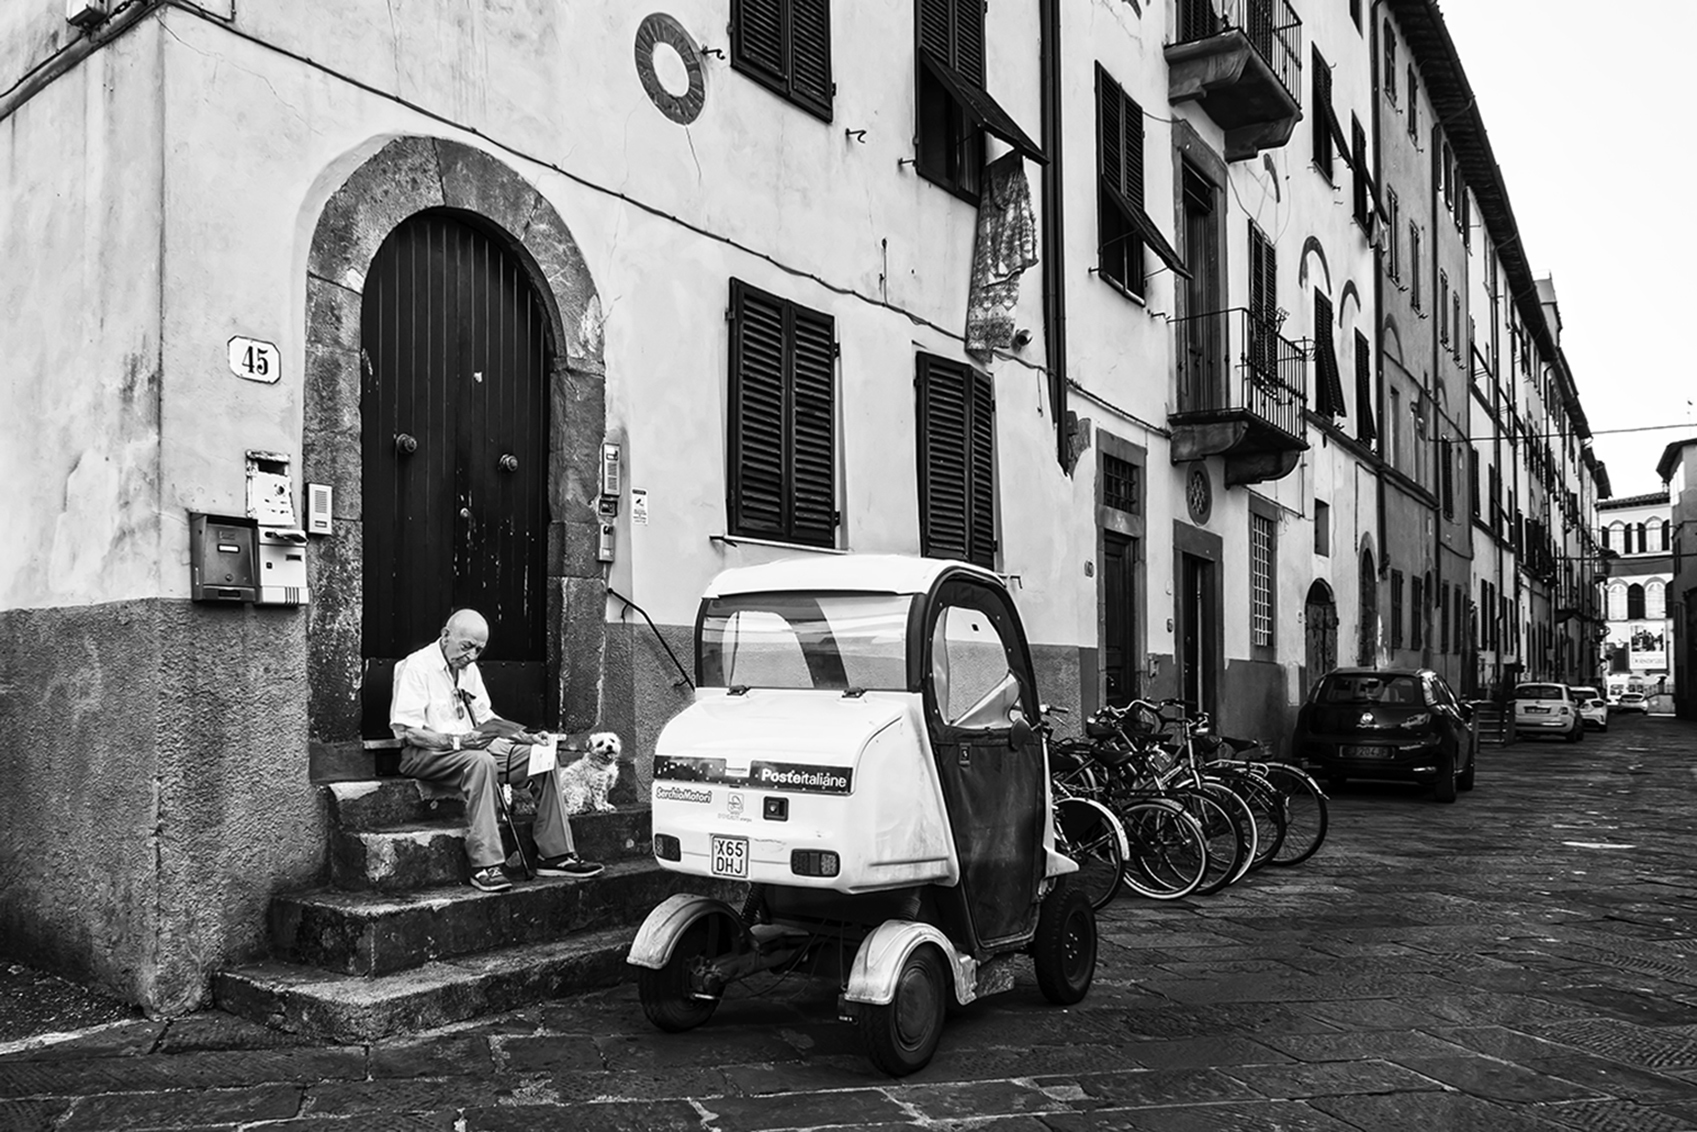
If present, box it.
[1429,674,1470,756]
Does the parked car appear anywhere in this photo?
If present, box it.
[1513,683,1583,742]
[1613,692,1650,715]
[1568,686,1609,732]
[1293,668,1476,803]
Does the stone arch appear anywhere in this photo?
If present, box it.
[1380,318,1403,367]
[301,135,607,743]
[1338,279,1361,323]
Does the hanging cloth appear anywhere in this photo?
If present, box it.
[965,152,1039,360]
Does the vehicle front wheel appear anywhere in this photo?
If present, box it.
[1433,750,1458,803]
[1031,880,1096,1005]
[859,945,948,1076]
[637,920,723,1033]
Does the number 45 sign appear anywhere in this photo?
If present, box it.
[228,336,281,384]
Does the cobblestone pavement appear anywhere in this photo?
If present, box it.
[4,714,1696,1131]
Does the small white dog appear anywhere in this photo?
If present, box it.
[558,731,622,815]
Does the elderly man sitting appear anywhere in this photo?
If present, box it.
[390,609,603,892]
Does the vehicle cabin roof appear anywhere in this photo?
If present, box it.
[702,554,1003,600]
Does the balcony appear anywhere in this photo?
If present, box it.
[1166,0,1303,161]
[1170,307,1308,486]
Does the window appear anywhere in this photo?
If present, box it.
[1355,329,1376,445]
[1096,66,1185,299]
[1409,224,1421,309]
[1350,0,1362,30]
[917,352,996,567]
[1386,189,1400,279]
[1314,499,1330,556]
[1311,47,1341,181]
[1469,447,1480,518]
[1648,580,1666,620]
[914,0,1042,202]
[1312,290,1345,418]
[731,0,833,121]
[1627,583,1645,621]
[1440,438,1454,517]
[1390,570,1404,650]
[1662,519,1672,551]
[1410,574,1424,649]
[1637,522,1647,553]
[727,279,837,546]
[1406,66,1417,137]
[1439,272,1449,346]
[1600,523,1611,551]
[1103,453,1140,515]
[1452,291,1462,361]
[1388,387,1401,469]
[1251,512,1275,648]
[1351,117,1370,230]
[1383,23,1397,102]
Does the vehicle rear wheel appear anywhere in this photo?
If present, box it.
[858,945,948,1076]
[1433,750,1458,803]
[637,920,723,1033]
[1054,798,1125,911]
[1031,880,1096,1005]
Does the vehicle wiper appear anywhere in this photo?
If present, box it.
[841,686,867,699]
[727,684,750,696]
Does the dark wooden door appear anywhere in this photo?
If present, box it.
[1103,532,1137,706]
[360,211,551,735]
[1179,165,1219,411]
[1305,582,1338,696]
[1180,554,1215,716]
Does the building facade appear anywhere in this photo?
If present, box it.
[1656,440,1697,719]
[0,0,1603,1011]
[1599,492,1676,705]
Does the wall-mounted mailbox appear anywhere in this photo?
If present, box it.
[190,513,257,603]
[256,527,310,605]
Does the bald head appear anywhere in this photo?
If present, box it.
[439,609,489,670]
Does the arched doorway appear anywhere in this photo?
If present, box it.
[1357,548,1377,665]
[1305,579,1337,693]
[359,211,553,733]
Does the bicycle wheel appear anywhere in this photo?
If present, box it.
[1117,800,1207,900]
[1169,788,1245,896]
[1211,768,1286,871]
[1054,797,1126,911]
[1262,764,1330,867]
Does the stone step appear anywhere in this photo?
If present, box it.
[326,778,466,831]
[271,859,740,977]
[328,807,654,892]
[215,923,640,1044]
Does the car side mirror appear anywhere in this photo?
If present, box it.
[1009,709,1034,749]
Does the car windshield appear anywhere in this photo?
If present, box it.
[1319,674,1424,705]
[1517,684,1567,702]
[1570,687,1598,700]
[698,591,913,691]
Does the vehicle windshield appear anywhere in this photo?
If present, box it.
[698,591,913,691]
[1569,687,1598,700]
[1517,684,1567,702]
[1318,674,1424,706]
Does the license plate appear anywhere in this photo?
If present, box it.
[1526,706,1549,714]
[711,835,748,878]
[1341,745,1392,758]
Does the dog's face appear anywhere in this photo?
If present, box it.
[586,731,621,765]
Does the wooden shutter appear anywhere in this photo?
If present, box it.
[918,0,953,64]
[790,0,833,118]
[1249,224,1276,324]
[1098,68,1122,196]
[1313,290,1344,417]
[789,305,837,545]
[953,0,985,84]
[918,355,995,567]
[729,281,787,537]
[1311,47,1331,172]
[733,0,786,83]
[1354,329,1377,443]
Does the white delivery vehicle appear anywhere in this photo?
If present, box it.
[627,555,1096,1075]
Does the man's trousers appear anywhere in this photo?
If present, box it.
[399,741,576,869]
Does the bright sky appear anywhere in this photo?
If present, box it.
[1437,1,1697,499]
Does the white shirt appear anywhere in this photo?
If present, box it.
[389,640,495,739]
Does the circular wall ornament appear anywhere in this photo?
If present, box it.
[634,13,706,125]
[1185,462,1213,525]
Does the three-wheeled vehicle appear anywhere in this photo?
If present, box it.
[627,554,1096,1074]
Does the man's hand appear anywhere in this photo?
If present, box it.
[511,729,549,746]
[458,731,496,750]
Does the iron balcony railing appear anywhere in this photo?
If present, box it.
[1172,306,1308,443]
[1174,0,1303,105]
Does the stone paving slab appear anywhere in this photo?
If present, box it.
[6,713,1697,1129]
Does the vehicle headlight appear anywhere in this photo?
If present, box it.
[1400,712,1431,729]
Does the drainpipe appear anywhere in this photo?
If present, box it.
[1427,95,1442,676]
[1039,0,1069,470]
[1370,1,1389,664]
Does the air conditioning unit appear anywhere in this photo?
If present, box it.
[66,0,109,29]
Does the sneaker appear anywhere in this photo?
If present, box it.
[469,865,513,893]
[535,853,604,879]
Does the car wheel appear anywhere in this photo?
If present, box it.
[637,921,723,1033]
[1433,749,1457,803]
[858,945,948,1076]
[1031,880,1096,1006]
